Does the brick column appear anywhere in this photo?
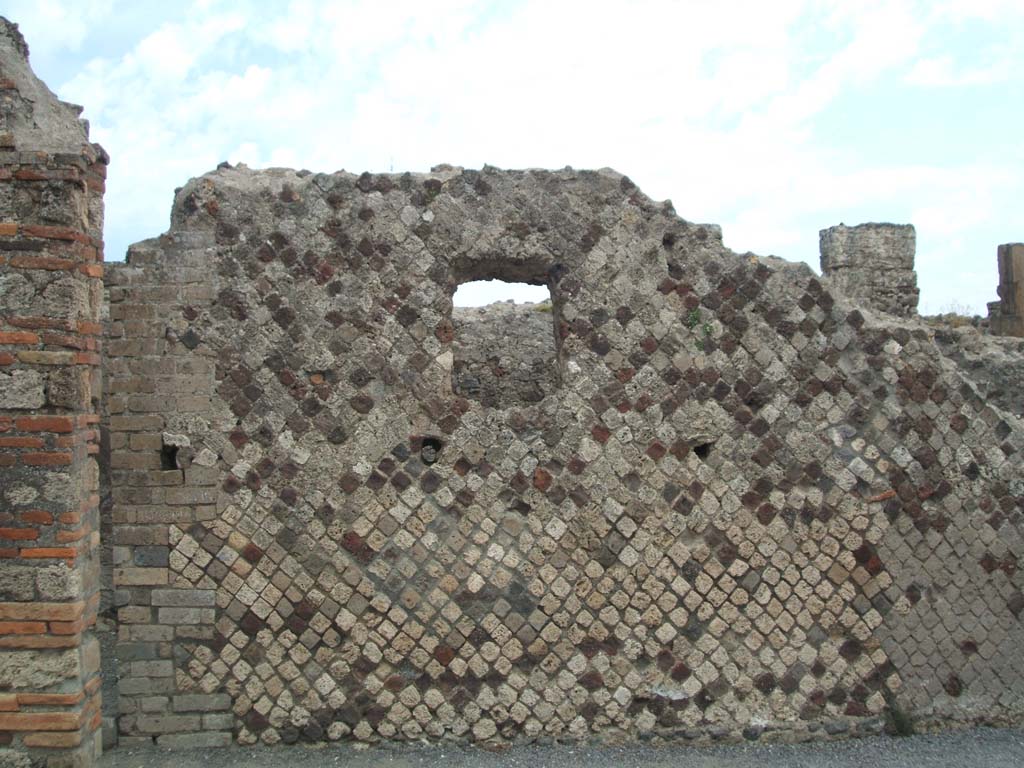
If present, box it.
[0,18,107,767]
[104,237,226,749]
[990,243,1024,337]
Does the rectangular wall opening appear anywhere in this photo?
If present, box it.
[451,279,559,406]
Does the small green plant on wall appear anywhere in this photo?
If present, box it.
[686,308,713,351]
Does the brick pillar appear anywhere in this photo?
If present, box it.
[819,223,919,317]
[0,18,107,767]
[104,238,226,749]
[991,243,1024,337]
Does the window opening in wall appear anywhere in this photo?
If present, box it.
[451,279,559,406]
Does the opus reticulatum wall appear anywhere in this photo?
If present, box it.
[2,14,1023,764]
[102,163,1024,748]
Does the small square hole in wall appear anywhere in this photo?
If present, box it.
[451,279,559,406]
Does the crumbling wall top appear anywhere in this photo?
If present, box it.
[819,222,916,270]
[991,242,1024,337]
[819,222,919,317]
[0,16,97,153]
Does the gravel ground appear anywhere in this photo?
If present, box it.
[101,726,1024,768]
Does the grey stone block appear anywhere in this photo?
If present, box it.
[118,678,153,696]
[129,659,173,677]
[116,641,158,661]
[135,714,202,734]
[156,732,232,749]
[172,693,232,712]
[157,607,216,624]
[202,713,234,730]
[151,588,216,607]
[118,677,176,696]
[0,648,79,690]
[134,546,170,567]
[0,369,45,409]
[140,695,169,713]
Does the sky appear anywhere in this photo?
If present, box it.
[6,0,1022,311]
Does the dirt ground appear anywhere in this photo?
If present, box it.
[100,725,1024,768]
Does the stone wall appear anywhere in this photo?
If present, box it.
[931,327,1024,420]
[103,238,224,748]
[820,224,919,318]
[452,301,559,407]
[0,18,107,768]
[990,243,1024,338]
[101,164,1024,748]
[2,16,1023,760]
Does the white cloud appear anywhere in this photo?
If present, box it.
[905,53,1015,86]
[20,0,1019,315]
[5,0,114,54]
[931,0,1024,23]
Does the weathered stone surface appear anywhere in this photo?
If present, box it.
[0,563,83,602]
[48,366,92,409]
[452,301,559,406]
[931,325,1024,418]
[36,563,83,602]
[134,715,201,734]
[5,8,1019,758]
[0,749,32,768]
[132,546,169,567]
[0,649,79,690]
[990,243,1024,337]
[0,272,93,324]
[0,18,92,152]
[171,694,231,712]
[820,223,919,316]
[155,733,231,748]
[103,162,1024,751]
[156,607,214,625]
[0,565,37,602]
[0,15,107,768]
[82,636,101,678]
[0,370,45,409]
[150,589,215,607]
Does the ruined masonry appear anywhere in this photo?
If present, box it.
[819,224,919,318]
[3,17,1024,768]
[0,18,107,768]
[990,243,1024,338]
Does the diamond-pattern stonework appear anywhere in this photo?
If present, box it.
[103,166,1024,747]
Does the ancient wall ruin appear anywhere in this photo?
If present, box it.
[819,223,919,318]
[2,16,1024,767]
[0,19,107,768]
[989,243,1024,338]
[98,162,1024,750]
[452,301,559,407]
